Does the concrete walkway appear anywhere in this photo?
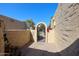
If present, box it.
[29,42,59,52]
[18,39,79,56]
[19,42,61,56]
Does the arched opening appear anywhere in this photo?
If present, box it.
[36,23,46,42]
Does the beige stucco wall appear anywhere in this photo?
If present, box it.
[30,30,36,42]
[48,3,79,52]
[48,30,55,43]
[6,30,31,47]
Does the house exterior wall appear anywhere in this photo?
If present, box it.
[48,3,79,52]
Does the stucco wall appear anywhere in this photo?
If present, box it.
[48,30,55,43]
[30,30,36,42]
[6,30,31,47]
[49,3,79,53]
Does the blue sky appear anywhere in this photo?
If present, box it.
[0,3,58,26]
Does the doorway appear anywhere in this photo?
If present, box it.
[37,23,46,42]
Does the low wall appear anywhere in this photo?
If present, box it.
[6,30,31,47]
[30,30,36,42]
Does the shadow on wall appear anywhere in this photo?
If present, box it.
[7,31,35,56]
[30,31,34,43]
[22,31,34,48]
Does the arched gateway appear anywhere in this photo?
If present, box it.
[35,22,47,43]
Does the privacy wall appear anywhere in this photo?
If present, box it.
[48,3,79,53]
[6,30,31,47]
